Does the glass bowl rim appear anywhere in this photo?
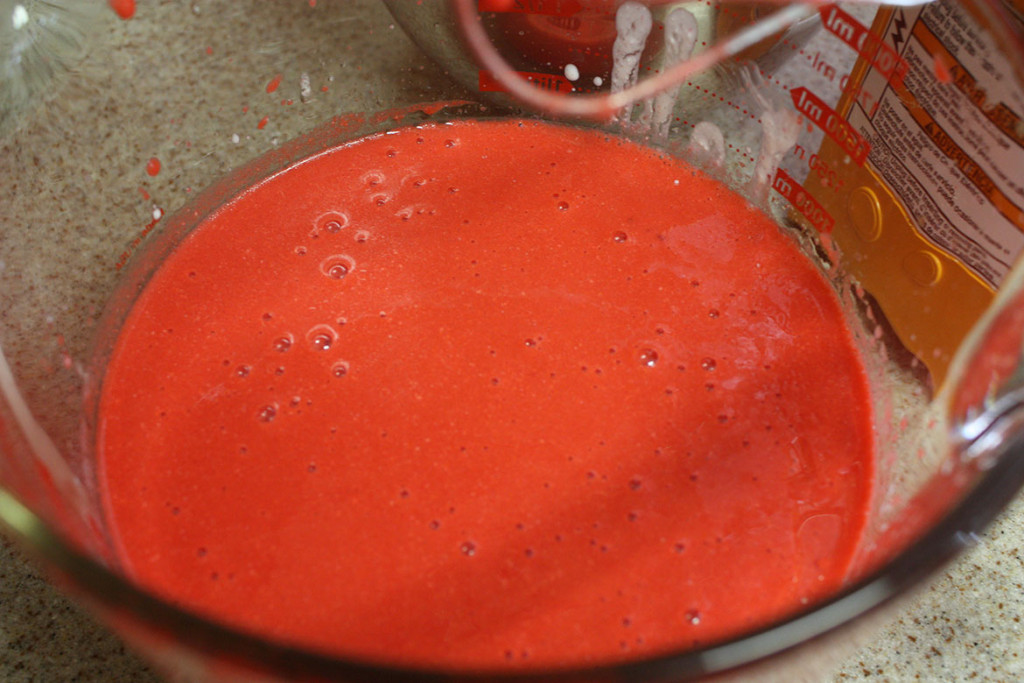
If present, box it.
[3,93,1024,679]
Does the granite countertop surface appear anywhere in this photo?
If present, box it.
[2,1,1023,681]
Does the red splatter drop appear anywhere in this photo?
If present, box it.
[205,46,213,56]
[138,187,150,200]
[321,85,329,93]
[266,74,283,94]
[146,157,161,177]
[257,116,269,130]
[309,0,317,6]
[109,0,135,19]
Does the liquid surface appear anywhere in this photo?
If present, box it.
[98,119,874,669]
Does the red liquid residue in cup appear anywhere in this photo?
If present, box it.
[98,119,874,669]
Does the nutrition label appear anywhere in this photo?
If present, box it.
[846,0,1024,288]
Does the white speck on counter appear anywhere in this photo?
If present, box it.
[12,4,28,30]
[231,133,239,143]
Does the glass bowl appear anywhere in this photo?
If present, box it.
[2,0,1024,680]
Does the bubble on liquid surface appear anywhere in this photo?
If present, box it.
[557,201,570,211]
[273,335,293,353]
[235,365,251,377]
[317,211,349,234]
[701,357,717,371]
[354,230,370,243]
[613,231,629,243]
[331,361,350,378]
[361,171,385,187]
[460,541,477,557]
[320,255,355,280]
[639,348,659,367]
[307,325,337,351]
[256,403,278,423]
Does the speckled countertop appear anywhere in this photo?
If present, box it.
[1,1,1023,681]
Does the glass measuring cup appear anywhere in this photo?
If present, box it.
[1,0,1024,680]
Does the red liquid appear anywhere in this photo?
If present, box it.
[98,119,874,669]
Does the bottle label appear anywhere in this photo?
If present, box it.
[792,0,1024,384]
